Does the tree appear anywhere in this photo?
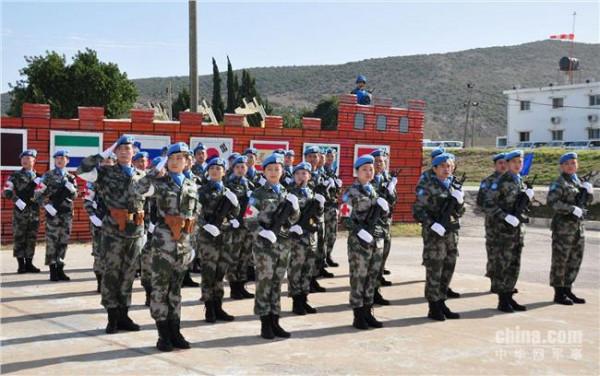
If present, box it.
[304,96,339,130]
[211,57,225,122]
[225,56,237,114]
[171,88,190,120]
[7,49,137,118]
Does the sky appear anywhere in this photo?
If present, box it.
[1,1,599,92]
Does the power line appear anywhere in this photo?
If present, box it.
[473,87,600,111]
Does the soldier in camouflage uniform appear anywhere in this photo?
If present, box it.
[476,153,507,287]
[83,153,116,292]
[3,149,42,274]
[132,142,199,352]
[34,150,78,282]
[132,151,150,171]
[180,153,201,288]
[342,154,389,329]
[287,161,325,315]
[412,153,464,321]
[547,152,593,305]
[190,143,207,273]
[77,135,145,334]
[323,148,342,269]
[197,157,240,323]
[244,148,263,186]
[225,155,255,299]
[246,153,300,339]
[281,150,295,187]
[483,149,532,313]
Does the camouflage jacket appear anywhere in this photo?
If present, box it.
[3,168,40,215]
[547,173,594,227]
[226,175,253,225]
[412,175,465,229]
[246,182,300,237]
[198,180,240,231]
[34,168,78,215]
[83,182,108,220]
[483,172,529,225]
[476,171,502,208]
[133,173,200,221]
[415,168,434,191]
[342,182,386,238]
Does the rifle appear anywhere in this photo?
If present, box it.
[295,198,320,234]
[435,172,467,232]
[49,176,75,213]
[264,199,294,238]
[19,179,38,203]
[512,174,537,224]
[207,194,234,228]
[575,171,598,219]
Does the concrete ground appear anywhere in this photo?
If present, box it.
[1,213,599,375]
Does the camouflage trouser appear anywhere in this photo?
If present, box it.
[379,222,391,280]
[287,232,317,296]
[550,227,585,288]
[226,226,253,283]
[490,225,524,294]
[45,213,72,265]
[12,208,39,259]
[422,228,458,302]
[199,230,232,302]
[324,206,338,257]
[140,232,154,289]
[254,236,290,316]
[90,224,104,274]
[313,218,326,276]
[348,234,383,308]
[484,216,495,279]
[100,231,143,309]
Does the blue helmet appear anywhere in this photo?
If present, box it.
[356,75,367,84]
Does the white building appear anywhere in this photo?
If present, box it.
[502,80,600,147]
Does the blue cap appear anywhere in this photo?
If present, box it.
[243,147,258,156]
[193,143,206,154]
[354,154,374,169]
[231,155,248,167]
[262,153,284,168]
[304,146,321,155]
[356,75,367,84]
[285,150,295,157]
[133,151,149,161]
[151,156,164,167]
[432,153,455,167]
[559,152,578,164]
[430,147,445,159]
[293,162,312,174]
[504,149,524,161]
[19,149,37,158]
[370,148,387,157]
[228,152,241,161]
[167,142,190,157]
[492,153,506,162]
[116,134,135,147]
[53,149,69,158]
[207,157,226,168]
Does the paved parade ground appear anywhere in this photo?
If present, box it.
[1,214,598,375]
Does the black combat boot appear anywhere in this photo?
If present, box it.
[565,287,586,304]
[214,299,235,322]
[230,282,244,300]
[383,269,391,275]
[169,318,190,349]
[181,271,199,287]
[95,273,102,293]
[49,264,60,281]
[509,293,527,311]
[553,287,573,305]
[240,282,254,298]
[56,264,70,281]
[320,267,334,278]
[374,289,390,306]
[363,305,383,328]
[25,258,40,273]
[143,284,152,307]
[105,308,119,334]
[447,287,460,298]
[310,278,326,293]
[117,307,140,331]
[260,315,275,339]
[271,314,291,338]
[155,320,173,352]
[204,300,216,323]
[303,294,317,314]
[292,295,306,315]
[440,300,460,319]
[352,307,369,330]
[379,275,392,287]
[427,301,446,321]
[247,266,256,282]
[497,292,514,313]
[326,255,339,267]
[17,258,26,274]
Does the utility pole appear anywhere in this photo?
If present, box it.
[189,0,198,112]
[167,81,173,120]
[462,83,474,147]
[470,101,479,147]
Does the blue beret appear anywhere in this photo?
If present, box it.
[193,143,206,154]
[293,162,312,174]
[432,153,455,167]
[285,149,295,157]
[354,154,374,169]
[53,149,69,158]
[273,149,286,155]
[370,148,387,157]
[231,155,248,167]
[151,156,164,167]
[243,147,258,156]
[262,153,284,168]
[430,147,445,159]
[492,153,506,162]
[504,149,524,161]
[207,158,226,168]
[116,135,135,147]
[133,151,149,161]
[304,146,321,155]
[228,152,241,161]
[19,149,37,158]
[167,142,190,157]
[559,152,578,164]
[133,141,142,150]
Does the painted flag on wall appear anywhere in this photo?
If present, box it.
[249,140,290,170]
[50,131,103,170]
[130,134,171,159]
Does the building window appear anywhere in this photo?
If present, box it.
[520,101,531,111]
[590,95,600,106]
[552,97,564,108]
[589,128,600,139]
[354,113,365,129]
[399,117,409,133]
[376,115,387,131]
[519,132,530,142]
[551,130,563,141]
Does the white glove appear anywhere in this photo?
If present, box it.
[258,176,267,186]
[225,190,239,206]
[203,223,220,237]
[335,178,343,188]
[376,197,390,212]
[285,177,293,185]
[582,182,593,195]
[289,224,303,235]
[259,229,277,244]
[33,177,42,185]
[247,190,253,198]
[100,140,118,159]
[431,222,446,237]
[90,215,103,227]
[148,222,155,233]
[15,199,26,211]
[525,188,534,200]
[357,229,374,244]
[327,177,335,188]
[230,219,240,228]
[183,248,196,265]
[64,181,77,193]
[387,177,397,195]
[572,206,583,218]
[504,214,520,227]
[44,204,57,216]
[314,193,326,208]
[286,193,299,211]
[451,189,464,204]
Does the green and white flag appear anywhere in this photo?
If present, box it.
[50,131,103,170]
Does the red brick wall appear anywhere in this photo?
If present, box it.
[0,95,424,243]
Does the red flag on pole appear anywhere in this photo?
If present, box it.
[549,33,575,40]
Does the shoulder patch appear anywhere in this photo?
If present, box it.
[491,182,498,191]
[417,188,426,196]
[480,182,487,189]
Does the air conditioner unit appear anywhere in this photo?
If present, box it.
[551,116,561,124]
[588,114,599,123]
